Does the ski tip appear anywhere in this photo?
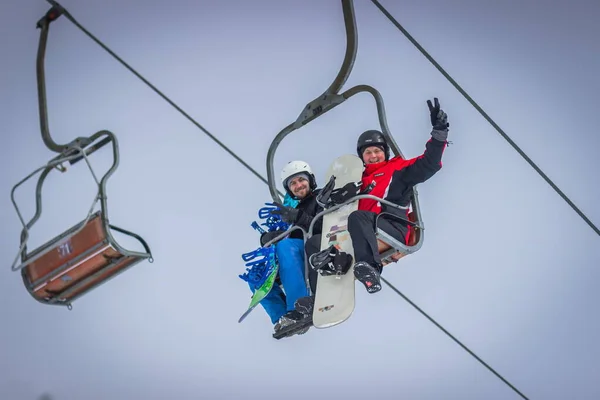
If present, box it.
[238,314,249,323]
[238,308,253,323]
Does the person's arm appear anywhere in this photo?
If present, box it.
[391,97,449,186]
[393,137,447,186]
[294,192,324,234]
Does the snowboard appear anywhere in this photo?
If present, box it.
[238,251,279,323]
[312,154,364,329]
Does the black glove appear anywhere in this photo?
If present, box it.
[271,202,300,224]
[260,230,284,247]
[427,97,449,141]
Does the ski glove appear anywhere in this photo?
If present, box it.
[271,202,300,224]
[427,97,449,142]
[260,230,284,247]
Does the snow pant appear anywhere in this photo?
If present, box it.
[347,209,409,271]
[249,238,309,324]
[304,235,322,294]
[304,210,408,291]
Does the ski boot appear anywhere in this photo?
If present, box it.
[309,245,353,276]
[274,310,310,336]
[294,295,315,316]
[353,261,382,294]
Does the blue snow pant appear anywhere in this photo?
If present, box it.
[248,238,309,324]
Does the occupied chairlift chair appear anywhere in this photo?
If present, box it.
[264,0,424,287]
[9,5,153,310]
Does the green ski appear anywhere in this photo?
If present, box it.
[238,250,279,323]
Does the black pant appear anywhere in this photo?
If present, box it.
[305,234,322,294]
[304,209,408,292]
[347,210,408,270]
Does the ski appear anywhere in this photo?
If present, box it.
[238,262,279,323]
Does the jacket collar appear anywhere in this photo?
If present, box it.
[364,160,388,175]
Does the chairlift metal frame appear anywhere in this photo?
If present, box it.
[9,5,153,309]
[264,0,425,293]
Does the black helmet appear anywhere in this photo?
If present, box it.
[357,130,389,161]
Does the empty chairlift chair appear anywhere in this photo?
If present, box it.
[9,5,153,309]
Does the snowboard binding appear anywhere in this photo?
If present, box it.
[316,175,375,209]
[309,245,353,277]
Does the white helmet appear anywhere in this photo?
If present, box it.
[281,160,317,199]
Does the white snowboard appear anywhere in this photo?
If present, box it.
[312,154,364,329]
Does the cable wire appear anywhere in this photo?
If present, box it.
[48,1,273,192]
[49,2,529,398]
[381,276,529,400]
[370,0,599,237]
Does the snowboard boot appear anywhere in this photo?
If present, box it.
[309,245,353,276]
[274,310,310,336]
[294,295,315,316]
[353,261,382,294]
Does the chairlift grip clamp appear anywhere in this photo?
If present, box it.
[36,3,65,29]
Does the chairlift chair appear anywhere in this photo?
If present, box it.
[265,0,425,291]
[9,5,153,309]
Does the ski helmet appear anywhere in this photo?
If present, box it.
[356,129,390,161]
[280,160,317,199]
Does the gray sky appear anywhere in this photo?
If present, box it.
[2,1,599,399]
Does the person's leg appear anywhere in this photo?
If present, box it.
[275,238,310,312]
[347,210,408,267]
[248,280,287,324]
[304,234,322,294]
[347,210,408,294]
[287,234,323,317]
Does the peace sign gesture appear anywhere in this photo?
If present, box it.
[427,97,449,131]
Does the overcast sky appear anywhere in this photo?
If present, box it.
[2,1,599,399]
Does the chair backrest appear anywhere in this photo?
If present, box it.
[406,211,420,246]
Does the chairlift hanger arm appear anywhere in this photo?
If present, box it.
[266,0,409,203]
[266,0,358,202]
[325,0,358,96]
[35,3,69,154]
[36,3,112,159]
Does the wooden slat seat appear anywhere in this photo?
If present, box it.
[376,211,421,266]
[21,211,150,308]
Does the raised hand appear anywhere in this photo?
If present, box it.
[427,97,449,130]
[427,97,449,141]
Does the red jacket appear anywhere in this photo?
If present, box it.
[358,138,447,215]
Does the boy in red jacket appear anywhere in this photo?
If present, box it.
[310,97,450,294]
